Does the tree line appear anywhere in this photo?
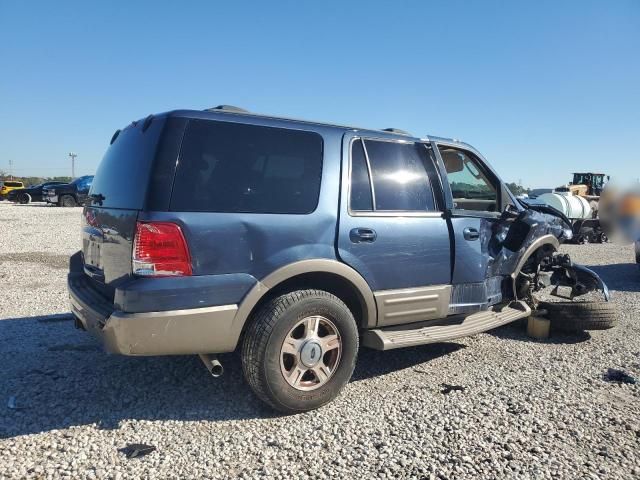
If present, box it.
[0,171,73,186]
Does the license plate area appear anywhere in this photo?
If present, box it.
[82,226,105,271]
[86,239,102,268]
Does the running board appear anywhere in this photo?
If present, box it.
[362,301,531,350]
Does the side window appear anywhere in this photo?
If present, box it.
[349,139,373,211]
[439,147,498,212]
[77,177,90,191]
[171,120,323,214]
[364,140,436,211]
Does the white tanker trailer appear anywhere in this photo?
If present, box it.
[536,192,606,243]
[537,192,593,219]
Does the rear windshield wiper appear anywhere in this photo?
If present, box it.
[89,193,105,206]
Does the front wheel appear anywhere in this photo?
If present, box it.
[59,195,77,207]
[241,289,359,413]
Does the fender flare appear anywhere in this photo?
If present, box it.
[510,234,560,280]
[510,234,560,297]
[228,259,377,349]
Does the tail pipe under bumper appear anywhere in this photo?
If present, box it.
[199,353,224,377]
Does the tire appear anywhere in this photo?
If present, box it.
[241,289,359,413]
[539,301,617,332]
[18,193,31,204]
[59,195,77,207]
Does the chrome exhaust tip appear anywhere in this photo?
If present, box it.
[199,353,224,378]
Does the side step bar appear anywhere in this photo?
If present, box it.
[362,301,531,350]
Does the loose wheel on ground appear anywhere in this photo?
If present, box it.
[539,301,617,332]
[241,289,359,413]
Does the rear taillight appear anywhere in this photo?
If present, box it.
[132,222,192,277]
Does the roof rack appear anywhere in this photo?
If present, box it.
[382,127,412,136]
[205,105,250,113]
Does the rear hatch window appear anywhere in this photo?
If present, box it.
[89,116,167,209]
[170,119,323,214]
[80,116,167,297]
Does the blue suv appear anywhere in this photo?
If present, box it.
[69,105,611,412]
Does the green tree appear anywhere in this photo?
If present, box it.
[505,182,530,196]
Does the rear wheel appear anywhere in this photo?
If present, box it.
[241,289,358,413]
[59,195,77,207]
[18,193,31,204]
[539,301,617,332]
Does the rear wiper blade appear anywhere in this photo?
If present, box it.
[89,193,105,206]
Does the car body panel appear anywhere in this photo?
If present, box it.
[7,181,66,202]
[0,181,24,198]
[336,131,452,293]
[44,176,93,205]
[68,108,579,357]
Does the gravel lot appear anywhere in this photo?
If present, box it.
[1,202,639,479]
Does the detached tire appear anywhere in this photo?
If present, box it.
[539,301,617,332]
[241,289,359,413]
[59,195,77,207]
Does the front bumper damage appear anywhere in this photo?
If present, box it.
[547,254,610,301]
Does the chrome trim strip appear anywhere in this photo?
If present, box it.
[360,138,377,210]
[349,211,444,218]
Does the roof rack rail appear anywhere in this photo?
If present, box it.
[205,105,250,113]
[382,127,412,136]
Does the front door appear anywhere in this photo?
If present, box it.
[337,133,451,326]
[433,142,504,311]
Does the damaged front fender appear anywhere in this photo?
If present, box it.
[549,254,610,301]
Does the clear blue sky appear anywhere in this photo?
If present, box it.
[1,1,638,187]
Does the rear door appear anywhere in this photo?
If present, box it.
[337,132,451,326]
[82,116,168,298]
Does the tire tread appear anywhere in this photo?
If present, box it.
[539,301,617,332]
[241,289,356,412]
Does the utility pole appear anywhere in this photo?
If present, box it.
[8,160,13,180]
[69,152,77,179]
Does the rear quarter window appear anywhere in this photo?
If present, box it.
[89,116,166,209]
[170,119,323,214]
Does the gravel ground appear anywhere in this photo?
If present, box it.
[1,202,639,480]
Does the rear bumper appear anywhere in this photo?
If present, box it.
[69,273,240,355]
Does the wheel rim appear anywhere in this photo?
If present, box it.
[280,315,342,391]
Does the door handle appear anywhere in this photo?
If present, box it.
[350,228,377,243]
[463,227,480,241]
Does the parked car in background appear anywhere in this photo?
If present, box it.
[43,175,94,207]
[7,181,67,204]
[69,106,613,413]
[0,181,25,200]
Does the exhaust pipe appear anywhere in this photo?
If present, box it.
[199,353,224,378]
